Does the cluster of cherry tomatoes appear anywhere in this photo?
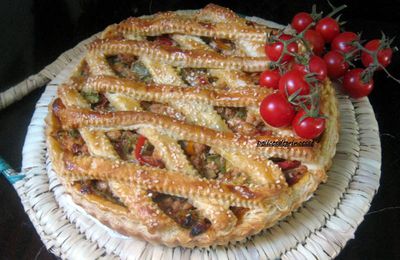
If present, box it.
[258,4,396,139]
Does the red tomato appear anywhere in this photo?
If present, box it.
[323,50,349,79]
[259,93,296,127]
[265,34,298,63]
[361,39,393,69]
[259,69,281,89]
[291,12,314,33]
[291,63,308,75]
[331,31,359,54]
[342,68,374,98]
[309,56,328,81]
[279,70,310,97]
[292,56,327,81]
[304,29,325,56]
[315,17,340,43]
[292,110,326,139]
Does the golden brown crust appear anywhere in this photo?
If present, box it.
[102,4,274,41]
[72,75,272,107]
[46,4,339,248]
[61,153,282,207]
[88,38,269,72]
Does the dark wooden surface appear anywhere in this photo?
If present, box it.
[1,1,399,259]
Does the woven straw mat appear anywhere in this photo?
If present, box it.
[0,14,381,260]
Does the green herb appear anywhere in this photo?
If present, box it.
[68,129,80,138]
[219,161,226,174]
[206,154,220,162]
[121,139,132,156]
[235,108,247,120]
[82,91,100,104]
[120,132,138,156]
[206,154,226,174]
[131,61,151,82]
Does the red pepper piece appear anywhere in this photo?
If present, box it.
[256,130,273,136]
[276,160,301,170]
[156,36,173,46]
[134,135,164,168]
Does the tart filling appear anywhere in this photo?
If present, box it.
[151,192,212,236]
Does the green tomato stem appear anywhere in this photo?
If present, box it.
[326,4,347,18]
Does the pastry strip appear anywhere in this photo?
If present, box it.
[170,35,257,88]
[88,39,269,72]
[102,7,274,42]
[78,75,270,107]
[61,154,282,207]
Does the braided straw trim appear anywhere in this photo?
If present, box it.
[0,34,98,111]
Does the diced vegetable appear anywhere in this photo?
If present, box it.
[68,129,80,138]
[235,108,247,120]
[81,91,100,104]
[131,61,152,82]
[134,135,164,167]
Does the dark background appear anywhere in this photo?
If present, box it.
[1,0,399,259]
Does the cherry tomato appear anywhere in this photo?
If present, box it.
[315,17,340,43]
[342,68,374,98]
[265,34,298,63]
[323,50,349,79]
[291,12,314,33]
[361,39,393,69]
[292,110,326,139]
[259,69,281,89]
[292,56,327,82]
[331,32,359,54]
[304,29,325,56]
[309,56,328,81]
[259,93,296,127]
[291,63,308,75]
[279,70,310,97]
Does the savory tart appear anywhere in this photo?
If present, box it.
[46,4,339,248]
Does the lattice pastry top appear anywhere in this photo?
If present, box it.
[46,4,339,247]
